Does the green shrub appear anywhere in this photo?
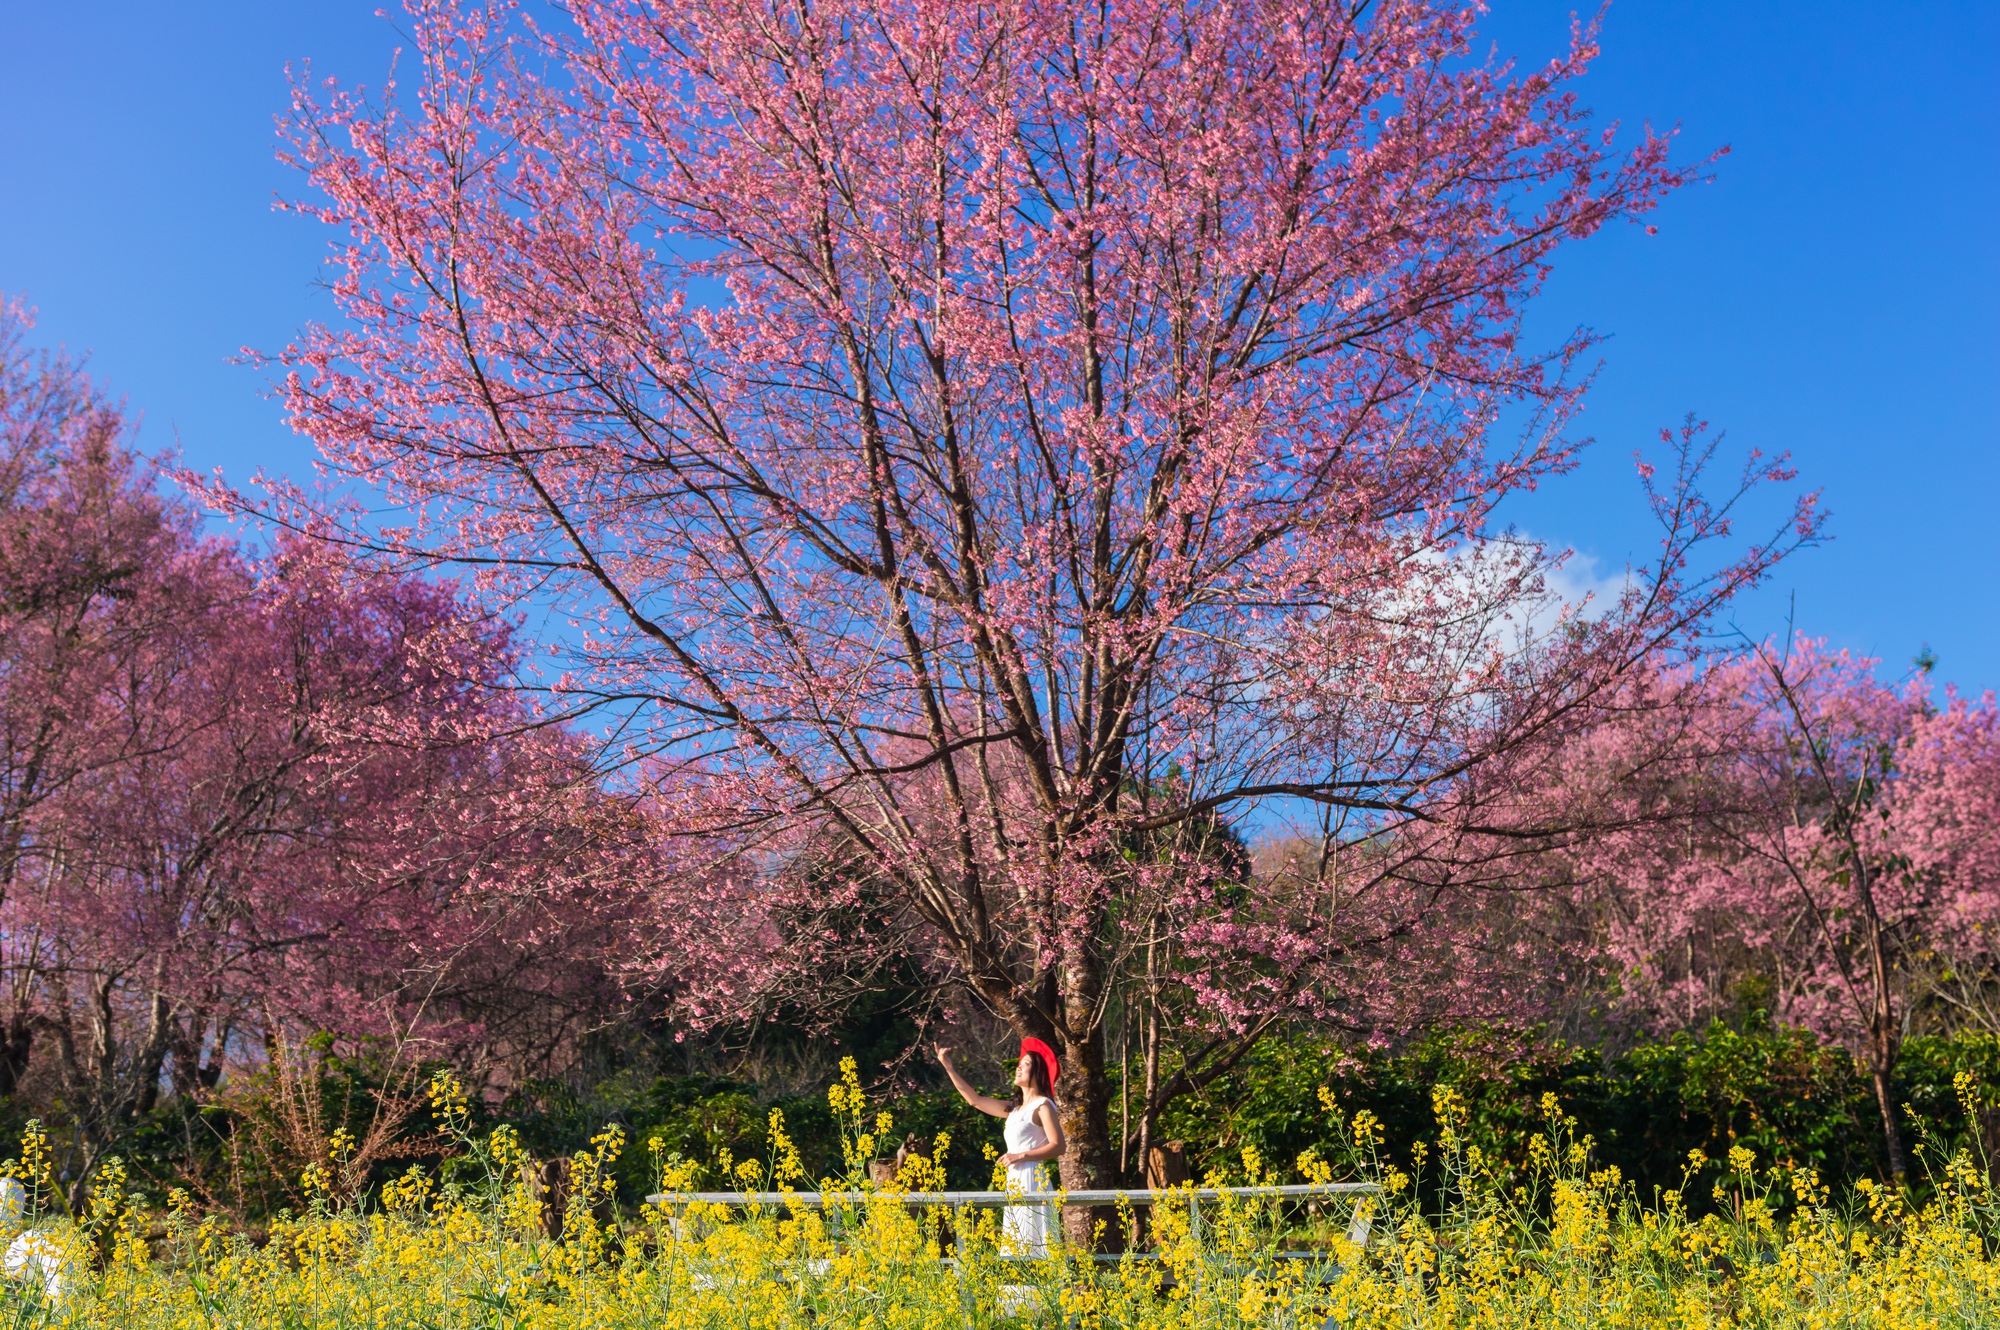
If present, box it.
[1152,1019,2000,1208]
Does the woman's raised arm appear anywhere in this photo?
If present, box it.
[935,1045,1010,1118]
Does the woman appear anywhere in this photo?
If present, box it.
[937,1039,1065,1256]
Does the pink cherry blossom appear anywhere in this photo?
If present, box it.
[0,304,647,1192]
[246,0,1816,1197]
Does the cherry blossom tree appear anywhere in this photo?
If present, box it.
[257,0,1816,1199]
[0,305,650,1188]
[1555,640,2000,1183]
[1888,682,2000,1031]
[0,304,227,1103]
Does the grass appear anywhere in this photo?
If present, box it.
[0,1066,1997,1327]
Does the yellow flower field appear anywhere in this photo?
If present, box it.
[2,1067,1997,1329]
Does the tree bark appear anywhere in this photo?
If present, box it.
[1869,1055,1907,1186]
[0,1010,31,1098]
[1055,1024,1117,1247]
[1118,1009,1130,1179]
[1139,955,1160,1177]
[1857,839,1908,1183]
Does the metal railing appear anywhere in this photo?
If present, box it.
[646,1182,1378,1208]
[644,1181,1382,1258]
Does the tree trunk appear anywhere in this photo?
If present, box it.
[133,986,174,1117]
[1051,904,1121,1247]
[1118,1013,1130,1179]
[168,1009,211,1101]
[1138,937,1160,1178]
[0,1010,32,1098]
[1855,854,1906,1184]
[1055,1024,1118,1248]
[1869,1055,1908,1186]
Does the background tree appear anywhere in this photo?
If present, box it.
[1553,639,2000,1182]
[1884,673,2000,1037]
[255,0,1817,1208]
[0,303,206,1101]
[0,303,652,1196]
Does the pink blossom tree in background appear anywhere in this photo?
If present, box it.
[254,0,1821,1200]
[1554,639,2000,1182]
[0,304,213,1101]
[1886,682,2000,1031]
[0,308,267,1140]
[0,304,651,1196]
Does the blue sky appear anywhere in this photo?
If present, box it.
[2,2,1995,687]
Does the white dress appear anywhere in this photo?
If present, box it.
[1001,1096,1056,1256]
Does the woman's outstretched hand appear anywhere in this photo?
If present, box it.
[936,1043,1007,1117]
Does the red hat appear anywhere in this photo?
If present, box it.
[1020,1037,1059,1087]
